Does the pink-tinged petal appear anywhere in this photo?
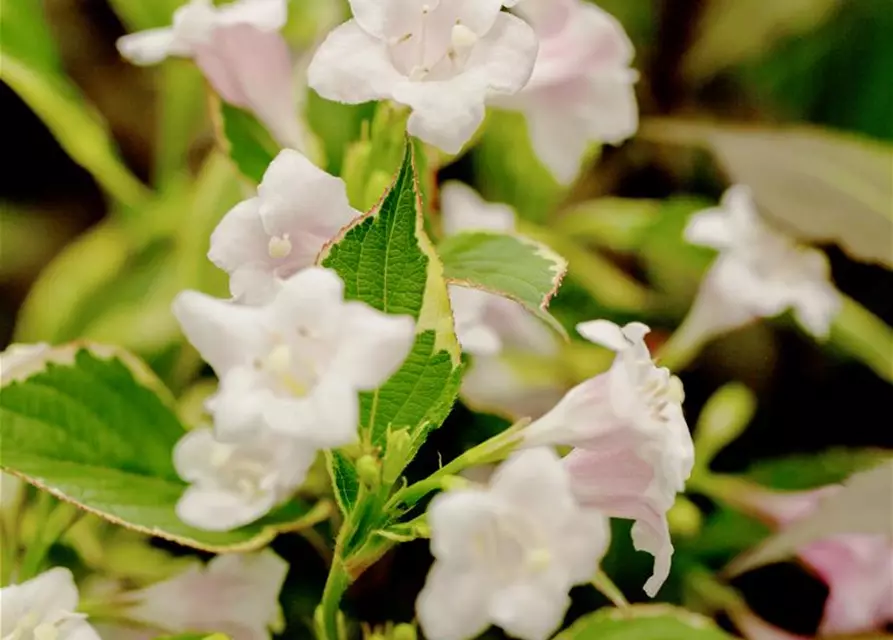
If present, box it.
[525,101,592,184]
[193,25,302,148]
[176,485,276,531]
[172,291,269,374]
[331,301,416,390]
[117,28,179,65]
[208,198,271,277]
[440,181,516,235]
[217,0,288,31]
[467,13,539,95]
[801,536,893,635]
[523,374,617,447]
[257,150,359,244]
[460,354,565,420]
[308,20,404,104]
[417,562,494,640]
[483,297,558,356]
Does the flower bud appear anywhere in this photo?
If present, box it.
[356,454,381,489]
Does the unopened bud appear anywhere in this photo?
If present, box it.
[356,454,381,489]
[393,623,417,640]
[694,383,756,471]
[667,495,703,538]
[383,428,413,485]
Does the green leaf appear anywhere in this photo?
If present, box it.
[213,100,282,185]
[745,448,892,491]
[0,0,148,207]
[555,605,735,640]
[318,141,463,511]
[0,345,327,552]
[439,231,568,336]
[155,634,230,640]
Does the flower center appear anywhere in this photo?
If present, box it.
[473,509,552,579]
[9,613,64,640]
[262,342,317,398]
[268,234,293,259]
[209,444,275,500]
[389,5,478,81]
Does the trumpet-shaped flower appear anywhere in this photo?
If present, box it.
[173,267,415,446]
[308,0,539,154]
[118,550,288,640]
[739,485,893,636]
[417,448,610,640]
[496,0,638,183]
[524,320,694,596]
[683,185,841,342]
[208,150,360,304]
[173,427,314,531]
[116,0,306,148]
[0,567,100,640]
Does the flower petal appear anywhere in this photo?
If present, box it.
[194,26,302,148]
[490,447,576,523]
[525,101,592,184]
[441,181,516,235]
[172,428,218,483]
[13,567,80,618]
[332,301,416,390]
[217,0,288,30]
[172,290,268,374]
[269,267,346,332]
[116,28,179,65]
[417,562,495,640]
[489,580,570,640]
[576,319,630,351]
[176,485,276,531]
[308,20,404,104]
[466,13,539,94]
[257,149,359,244]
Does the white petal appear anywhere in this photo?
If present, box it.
[449,286,503,356]
[176,484,276,531]
[558,509,611,584]
[417,563,494,640]
[332,302,416,390]
[208,199,271,273]
[9,567,80,618]
[217,0,288,30]
[466,13,538,95]
[257,149,359,245]
[523,374,616,448]
[172,291,268,374]
[455,0,506,35]
[172,428,219,483]
[684,208,735,249]
[632,514,674,597]
[268,267,346,332]
[205,550,289,630]
[440,181,516,235]
[116,28,178,65]
[263,381,358,448]
[582,72,639,144]
[229,266,282,305]
[427,490,500,562]
[308,20,404,104]
[394,76,488,155]
[489,581,570,640]
[576,319,630,352]
[484,296,558,355]
[792,282,841,338]
[460,355,565,420]
[489,448,575,523]
[206,368,273,443]
[346,0,389,38]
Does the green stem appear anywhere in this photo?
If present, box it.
[317,554,350,640]
[655,313,709,373]
[592,569,629,608]
[387,421,527,512]
[18,499,81,581]
[830,294,893,384]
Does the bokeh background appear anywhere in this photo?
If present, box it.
[1,0,891,637]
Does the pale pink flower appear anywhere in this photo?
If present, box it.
[496,0,638,183]
[117,0,307,149]
[524,320,694,596]
[308,0,539,154]
[742,485,893,635]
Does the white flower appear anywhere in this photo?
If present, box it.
[0,567,100,640]
[496,0,638,183]
[417,448,609,640]
[116,0,287,65]
[118,550,287,640]
[308,0,539,154]
[116,0,307,149]
[172,267,415,447]
[683,185,842,340]
[173,426,314,531]
[209,150,361,304]
[524,320,694,596]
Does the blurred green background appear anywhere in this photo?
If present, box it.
[0,0,891,636]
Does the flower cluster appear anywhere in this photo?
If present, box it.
[171,152,414,532]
